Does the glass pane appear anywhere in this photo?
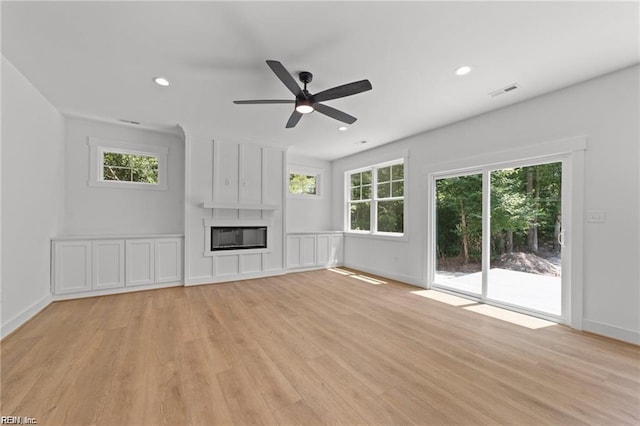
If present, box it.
[350,187,361,201]
[392,164,404,180]
[103,166,131,181]
[351,173,361,187]
[434,173,483,295]
[350,202,371,231]
[392,181,404,197]
[377,182,391,198]
[362,170,372,185]
[289,173,317,195]
[362,184,371,200]
[377,166,390,183]
[130,154,157,169]
[103,152,130,167]
[377,200,403,233]
[488,162,562,316]
[132,167,159,184]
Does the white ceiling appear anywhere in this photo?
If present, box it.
[2,1,638,160]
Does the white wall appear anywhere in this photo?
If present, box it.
[332,65,640,343]
[286,153,333,232]
[1,56,65,337]
[63,116,184,235]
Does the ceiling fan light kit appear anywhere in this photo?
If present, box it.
[233,60,372,128]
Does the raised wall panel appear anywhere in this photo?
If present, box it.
[240,144,263,204]
[92,240,125,290]
[126,239,155,286]
[317,234,331,266]
[216,255,239,276]
[287,236,302,268]
[155,238,182,283]
[263,147,285,272]
[214,141,239,204]
[300,235,317,267]
[330,235,344,266]
[54,241,92,294]
[241,254,263,274]
[286,233,344,271]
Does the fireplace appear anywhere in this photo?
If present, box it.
[210,226,267,251]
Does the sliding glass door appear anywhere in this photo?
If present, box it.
[487,163,562,316]
[432,159,566,321]
[434,172,483,296]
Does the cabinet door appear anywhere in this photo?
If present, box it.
[53,241,92,294]
[316,234,331,266]
[300,235,317,267]
[240,144,263,204]
[286,236,302,269]
[126,239,155,286]
[330,235,344,266]
[92,240,125,290]
[155,238,182,283]
[214,141,239,203]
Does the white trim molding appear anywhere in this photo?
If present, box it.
[424,135,587,330]
[287,164,323,199]
[1,293,52,339]
[88,137,169,190]
[582,319,640,345]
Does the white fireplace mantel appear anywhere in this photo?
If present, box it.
[201,201,279,211]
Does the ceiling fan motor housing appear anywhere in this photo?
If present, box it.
[299,71,313,85]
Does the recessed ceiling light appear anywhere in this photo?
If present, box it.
[338,126,348,131]
[454,66,472,76]
[153,77,170,87]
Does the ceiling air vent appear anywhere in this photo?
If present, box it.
[489,83,519,98]
[119,119,140,125]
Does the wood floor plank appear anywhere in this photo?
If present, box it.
[2,269,639,425]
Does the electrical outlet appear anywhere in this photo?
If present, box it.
[587,210,606,223]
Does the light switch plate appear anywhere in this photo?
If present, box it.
[587,210,606,223]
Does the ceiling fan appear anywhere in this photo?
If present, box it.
[233,60,372,128]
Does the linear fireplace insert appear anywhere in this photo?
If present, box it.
[211,226,267,251]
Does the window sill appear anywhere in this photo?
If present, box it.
[89,180,167,190]
[344,231,408,242]
[287,193,323,200]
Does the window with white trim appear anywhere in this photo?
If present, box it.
[347,160,404,234]
[289,172,319,196]
[102,151,159,184]
[88,138,168,190]
[288,165,322,198]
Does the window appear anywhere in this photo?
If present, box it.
[289,173,318,195]
[88,138,168,190]
[347,160,405,235]
[102,151,158,184]
[288,166,321,197]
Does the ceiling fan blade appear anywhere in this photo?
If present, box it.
[314,103,357,124]
[266,60,305,98]
[286,110,303,128]
[233,100,294,104]
[313,79,372,103]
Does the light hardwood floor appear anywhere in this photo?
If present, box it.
[1,269,639,425]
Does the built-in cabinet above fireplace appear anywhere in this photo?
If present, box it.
[213,141,265,207]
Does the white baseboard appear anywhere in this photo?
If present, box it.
[582,319,640,345]
[343,262,425,288]
[286,263,344,273]
[186,269,287,286]
[52,281,183,301]
[1,293,52,339]
[185,275,214,286]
